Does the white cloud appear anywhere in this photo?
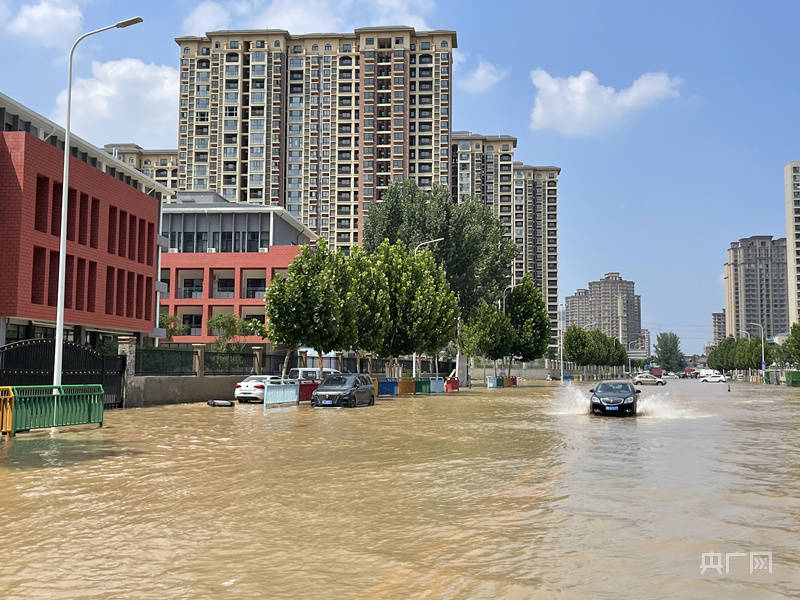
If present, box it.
[459,59,509,94]
[182,1,231,35]
[254,0,347,33]
[52,58,179,148]
[368,0,431,29]
[5,0,82,48]
[529,68,681,137]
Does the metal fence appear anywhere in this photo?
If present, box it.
[135,348,195,376]
[204,351,253,375]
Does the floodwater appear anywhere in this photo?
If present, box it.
[0,381,798,599]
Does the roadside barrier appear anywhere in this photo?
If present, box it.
[0,387,13,436]
[445,377,459,392]
[298,379,321,403]
[264,379,299,406]
[397,377,415,395]
[414,378,431,394]
[428,377,445,393]
[486,376,504,388]
[377,378,398,396]
[9,385,104,436]
[509,376,517,387]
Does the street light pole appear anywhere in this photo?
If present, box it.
[558,304,564,382]
[53,16,143,389]
[748,322,765,374]
[412,237,444,378]
[739,330,750,340]
[627,340,638,378]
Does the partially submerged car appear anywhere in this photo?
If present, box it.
[235,375,281,403]
[590,380,641,416]
[310,374,375,407]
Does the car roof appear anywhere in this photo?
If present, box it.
[599,380,633,384]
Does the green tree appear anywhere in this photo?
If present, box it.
[733,337,752,370]
[341,245,390,371]
[771,343,791,368]
[159,313,187,341]
[206,313,259,351]
[585,329,611,366]
[708,336,736,372]
[363,181,518,314]
[654,331,684,372]
[372,240,459,369]
[783,323,800,365]
[563,325,588,365]
[461,300,514,375]
[265,239,343,377]
[505,274,551,370]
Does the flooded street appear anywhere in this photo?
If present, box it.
[1,381,798,599]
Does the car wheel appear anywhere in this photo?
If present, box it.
[369,394,375,406]
[348,397,356,408]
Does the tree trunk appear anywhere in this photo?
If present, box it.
[434,352,439,377]
[281,346,295,379]
[508,356,514,378]
[355,350,361,373]
[494,359,498,377]
[368,355,373,376]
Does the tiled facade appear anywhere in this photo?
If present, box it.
[174,26,456,252]
[104,143,179,198]
[785,161,800,326]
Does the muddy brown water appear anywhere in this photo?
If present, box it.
[0,381,798,599]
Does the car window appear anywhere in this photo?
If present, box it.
[243,376,266,382]
[323,375,351,387]
[596,382,631,393]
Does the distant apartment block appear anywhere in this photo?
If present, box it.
[159,192,316,343]
[638,328,651,356]
[565,288,590,329]
[785,161,800,326]
[104,144,179,198]
[567,272,642,347]
[711,309,726,345]
[724,236,788,339]
[174,26,456,253]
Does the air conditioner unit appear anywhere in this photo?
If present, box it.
[258,247,270,253]
[168,247,179,253]
[207,248,217,253]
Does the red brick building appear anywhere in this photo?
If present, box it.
[159,193,316,344]
[0,93,169,346]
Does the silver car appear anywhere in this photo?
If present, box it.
[633,373,666,386]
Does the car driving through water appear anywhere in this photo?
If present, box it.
[589,380,641,416]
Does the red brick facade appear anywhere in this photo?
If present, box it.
[0,131,160,334]
[160,247,301,343]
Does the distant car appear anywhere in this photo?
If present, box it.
[589,380,641,416]
[701,373,727,383]
[663,372,679,379]
[235,375,281,403]
[633,373,666,386]
[311,374,375,407]
[735,373,744,381]
[288,367,340,380]
[677,372,688,379]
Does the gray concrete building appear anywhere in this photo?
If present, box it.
[723,236,788,340]
[566,272,643,348]
[711,309,726,345]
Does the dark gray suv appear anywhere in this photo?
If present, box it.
[311,374,375,408]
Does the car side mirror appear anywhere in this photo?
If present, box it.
[635,389,641,394]
[589,388,594,393]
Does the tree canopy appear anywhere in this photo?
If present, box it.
[461,300,514,363]
[654,331,684,372]
[505,274,551,362]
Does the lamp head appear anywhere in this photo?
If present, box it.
[116,16,143,28]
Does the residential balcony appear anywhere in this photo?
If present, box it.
[178,287,204,299]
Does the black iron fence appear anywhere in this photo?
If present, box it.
[204,351,253,375]
[135,348,194,376]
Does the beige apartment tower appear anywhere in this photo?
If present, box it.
[104,144,179,198]
[174,26,456,252]
[723,236,788,339]
[711,309,726,345]
[785,161,800,325]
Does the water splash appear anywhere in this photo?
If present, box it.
[545,384,590,415]
[636,388,712,419]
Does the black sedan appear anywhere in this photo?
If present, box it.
[311,374,375,408]
[589,380,640,417]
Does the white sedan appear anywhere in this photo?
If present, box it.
[700,373,727,383]
[235,375,280,402]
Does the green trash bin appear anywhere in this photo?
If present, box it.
[414,378,430,394]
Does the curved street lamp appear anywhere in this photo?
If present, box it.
[53,17,143,387]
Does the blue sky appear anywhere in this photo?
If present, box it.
[1,0,798,353]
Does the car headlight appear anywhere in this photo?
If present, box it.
[591,395,601,403]
[623,396,634,404]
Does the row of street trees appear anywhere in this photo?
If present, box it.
[562,325,628,367]
[707,336,772,372]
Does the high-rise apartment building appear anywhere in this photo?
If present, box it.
[724,235,788,339]
[514,162,559,344]
[104,144,179,198]
[711,309,726,345]
[784,161,800,325]
[174,26,456,252]
[566,273,642,347]
[588,272,641,346]
[450,132,560,342]
[565,288,590,329]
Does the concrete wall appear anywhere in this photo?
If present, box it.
[124,374,242,408]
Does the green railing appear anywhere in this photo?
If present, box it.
[9,384,104,436]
